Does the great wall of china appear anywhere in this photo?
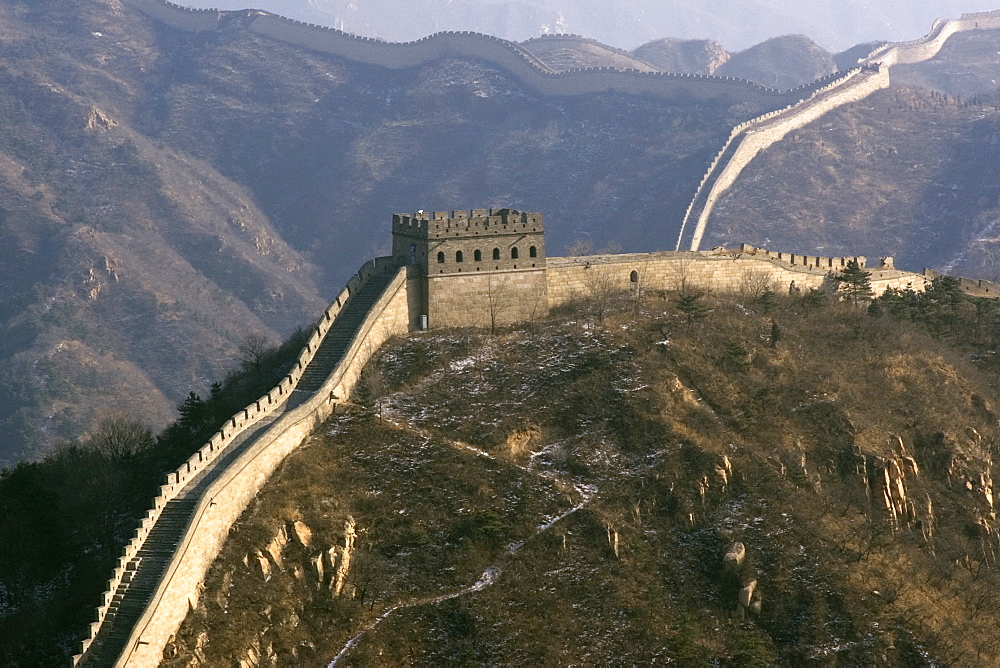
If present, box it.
[72,208,939,666]
[73,5,1000,665]
[676,10,1000,252]
[123,0,874,106]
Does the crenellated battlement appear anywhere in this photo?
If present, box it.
[736,244,868,271]
[392,208,544,237]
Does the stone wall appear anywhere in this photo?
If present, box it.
[428,267,548,328]
[866,12,1000,67]
[677,65,891,250]
[123,0,851,106]
[676,9,1000,252]
[546,248,926,305]
[73,258,410,666]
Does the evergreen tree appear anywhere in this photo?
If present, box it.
[675,292,709,326]
[837,260,874,305]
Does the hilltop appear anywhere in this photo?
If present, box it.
[160,284,1000,666]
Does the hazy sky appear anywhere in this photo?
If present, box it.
[178,1,1000,51]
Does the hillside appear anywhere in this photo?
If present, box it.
[161,284,1000,666]
[3,0,1000,471]
[519,36,658,72]
[892,27,1000,97]
[0,0,755,463]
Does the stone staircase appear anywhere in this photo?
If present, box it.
[79,269,398,666]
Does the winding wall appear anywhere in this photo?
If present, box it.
[123,0,863,106]
[676,10,1000,252]
[676,65,891,251]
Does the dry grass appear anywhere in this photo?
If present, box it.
[170,289,1000,665]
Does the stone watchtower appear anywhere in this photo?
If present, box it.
[392,208,549,328]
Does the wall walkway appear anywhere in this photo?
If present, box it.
[73,258,411,666]
[676,10,1000,252]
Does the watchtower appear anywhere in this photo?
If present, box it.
[392,208,549,328]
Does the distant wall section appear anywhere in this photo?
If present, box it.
[124,0,855,106]
[678,65,891,251]
[865,12,1000,67]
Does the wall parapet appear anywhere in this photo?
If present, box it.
[73,255,403,665]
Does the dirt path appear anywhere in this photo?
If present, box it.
[327,412,595,666]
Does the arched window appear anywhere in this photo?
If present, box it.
[529,246,537,258]
[511,247,519,260]
[630,270,638,283]
[456,250,464,263]
[437,251,445,264]
[474,250,482,262]
[493,248,500,260]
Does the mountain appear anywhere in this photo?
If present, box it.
[159,288,1000,665]
[714,34,838,89]
[181,0,1000,51]
[0,0,760,464]
[2,1,999,468]
[631,38,730,74]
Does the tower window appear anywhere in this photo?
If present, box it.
[456,250,464,263]
[529,246,537,258]
[630,270,638,283]
[437,252,445,264]
[474,250,482,262]
[511,247,519,259]
[493,248,500,260]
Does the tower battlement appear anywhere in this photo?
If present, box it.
[392,208,543,237]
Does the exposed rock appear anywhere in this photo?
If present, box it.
[263,524,287,571]
[85,107,118,131]
[311,554,324,589]
[290,520,312,548]
[723,542,746,572]
[738,579,758,609]
[332,516,357,597]
[606,523,620,559]
[254,550,271,578]
[505,424,541,457]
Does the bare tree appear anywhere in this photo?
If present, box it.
[630,266,647,314]
[565,239,595,256]
[87,410,155,461]
[584,264,619,322]
[672,258,694,295]
[237,331,273,369]
[740,267,773,298]
[486,272,513,334]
